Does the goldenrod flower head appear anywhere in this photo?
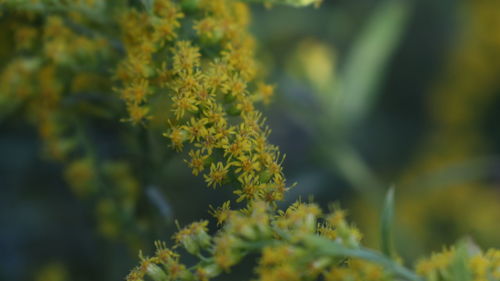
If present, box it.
[164,124,189,151]
[213,234,242,270]
[111,0,289,203]
[234,173,264,202]
[185,149,209,176]
[231,154,261,178]
[275,201,322,238]
[260,245,298,266]
[209,201,232,225]
[64,158,96,198]
[204,162,229,188]
[171,41,201,74]
[35,262,68,281]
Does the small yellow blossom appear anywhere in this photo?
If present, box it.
[209,201,232,225]
[257,82,275,105]
[204,162,229,188]
[234,174,263,202]
[164,125,188,151]
[171,41,201,74]
[171,93,199,119]
[185,149,209,176]
[231,154,261,178]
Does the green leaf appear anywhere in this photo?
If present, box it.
[449,241,473,281]
[381,186,396,258]
[140,0,154,13]
[303,235,423,281]
[336,0,412,127]
[323,142,384,203]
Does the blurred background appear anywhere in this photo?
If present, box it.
[1,0,500,280]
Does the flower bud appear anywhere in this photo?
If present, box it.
[146,263,168,281]
[174,221,211,255]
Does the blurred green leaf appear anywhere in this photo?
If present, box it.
[323,143,384,202]
[381,186,396,258]
[450,242,473,281]
[304,235,423,281]
[336,0,411,127]
[141,0,154,13]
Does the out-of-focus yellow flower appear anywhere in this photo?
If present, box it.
[64,158,96,198]
[35,262,69,281]
[288,39,336,92]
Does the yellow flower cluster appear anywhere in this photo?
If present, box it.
[127,201,383,281]
[323,259,389,281]
[115,0,184,123]
[35,262,69,281]
[0,6,144,246]
[416,244,500,281]
[121,1,500,280]
[2,1,499,281]
[0,11,109,160]
[129,199,500,281]
[115,0,287,203]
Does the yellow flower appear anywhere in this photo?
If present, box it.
[154,0,184,19]
[234,174,263,202]
[64,158,96,198]
[204,162,229,188]
[230,154,261,179]
[127,103,150,124]
[257,82,275,105]
[470,254,490,280]
[194,17,223,42]
[182,117,209,142]
[164,125,188,151]
[185,149,209,176]
[416,248,454,277]
[203,102,227,127]
[222,74,247,97]
[209,201,232,225]
[121,79,149,104]
[154,241,178,265]
[171,93,199,119]
[122,53,152,78]
[204,59,229,90]
[223,134,252,158]
[171,41,201,74]
[213,234,241,270]
[260,245,296,266]
[172,71,202,96]
[152,17,180,44]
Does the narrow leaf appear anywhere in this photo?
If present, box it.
[304,235,423,281]
[336,0,412,127]
[381,186,396,258]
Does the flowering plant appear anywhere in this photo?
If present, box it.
[0,0,499,281]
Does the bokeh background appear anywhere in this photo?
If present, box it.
[1,0,500,280]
